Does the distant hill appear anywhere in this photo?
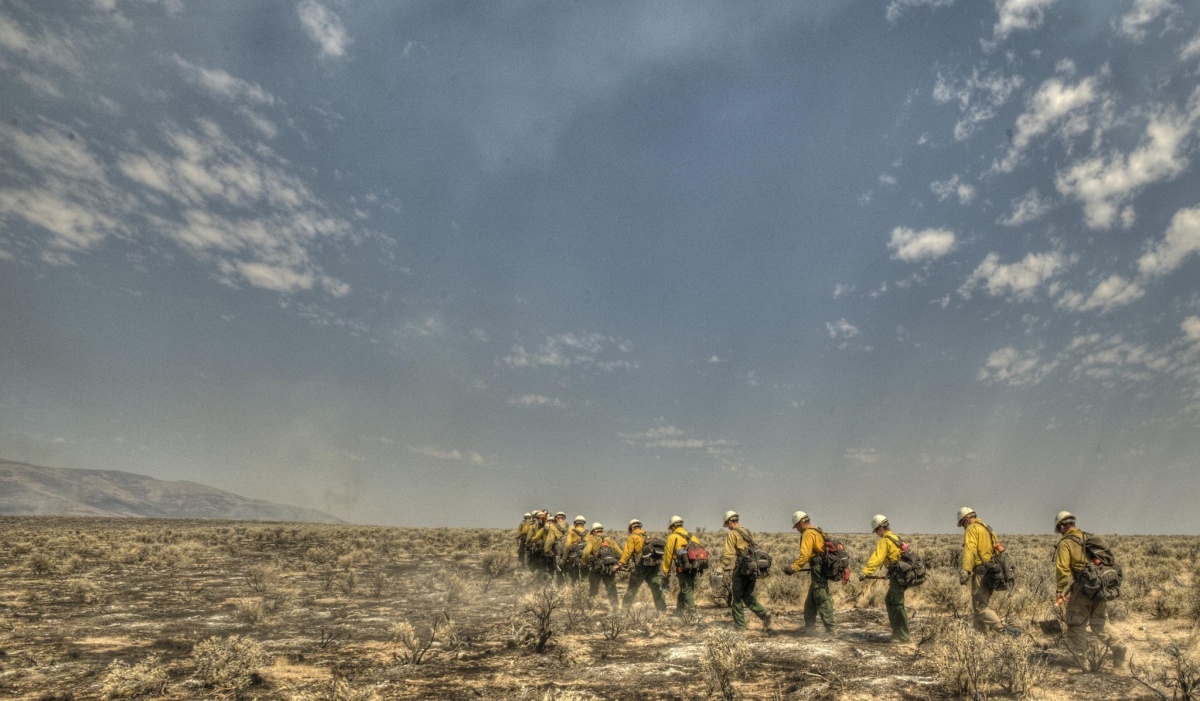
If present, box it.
[0,459,344,524]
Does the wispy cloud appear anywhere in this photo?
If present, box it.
[173,55,276,106]
[500,332,636,371]
[992,0,1057,41]
[408,444,485,465]
[998,189,1052,226]
[1056,89,1200,229]
[1138,204,1200,279]
[931,174,976,204]
[959,251,1070,301]
[620,425,738,453]
[508,394,563,407]
[977,346,1057,385]
[1117,0,1173,42]
[844,447,881,465]
[994,75,1100,173]
[1057,275,1145,314]
[826,318,859,339]
[297,0,350,59]
[933,68,1023,141]
[888,226,956,262]
[886,0,954,25]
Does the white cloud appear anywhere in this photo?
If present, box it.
[826,318,859,339]
[931,174,976,204]
[620,425,737,453]
[994,76,1099,172]
[1182,33,1200,61]
[1117,0,1173,42]
[886,0,954,24]
[297,0,350,58]
[960,251,1069,301]
[844,447,880,465]
[888,226,956,262]
[1183,316,1200,342]
[509,394,563,407]
[173,55,276,106]
[1057,274,1145,313]
[878,173,897,186]
[999,189,1053,226]
[1056,93,1200,229]
[933,69,1023,141]
[977,346,1058,385]
[1137,204,1200,278]
[501,332,636,370]
[408,444,485,465]
[993,0,1057,40]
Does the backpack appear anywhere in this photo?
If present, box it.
[639,534,667,568]
[591,540,620,572]
[564,536,586,568]
[982,526,1016,591]
[736,528,773,579]
[1067,533,1122,600]
[814,528,850,583]
[885,535,926,587]
[674,533,710,574]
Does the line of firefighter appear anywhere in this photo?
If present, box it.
[514,507,1124,663]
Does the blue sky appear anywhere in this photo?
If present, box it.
[2,0,1199,533]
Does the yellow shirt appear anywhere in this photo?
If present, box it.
[582,534,622,564]
[1054,527,1086,594]
[563,526,587,553]
[620,529,646,566]
[961,520,994,572]
[862,530,902,576]
[790,526,826,571]
[543,521,566,555]
[720,526,754,571]
[662,527,693,576]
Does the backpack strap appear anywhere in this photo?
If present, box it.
[985,525,1000,551]
[735,526,755,547]
[884,533,903,548]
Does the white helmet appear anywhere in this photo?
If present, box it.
[668,515,684,528]
[523,512,532,518]
[723,510,739,523]
[870,514,889,531]
[555,511,566,518]
[1055,511,1075,529]
[629,518,642,529]
[956,507,976,527]
[574,515,586,524]
[791,510,809,527]
[591,522,604,532]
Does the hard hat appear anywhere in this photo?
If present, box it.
[1055,511,1075,529]
[555,511,566,518]
[591,522,604,531]
[723,510,739,523]
[629,518,642,528]
[669,515,684,528]
[523,513,531,518]
[574,515,586,524]
[870,514,889,531]
[791,510,809,527]
[956,507,976,527]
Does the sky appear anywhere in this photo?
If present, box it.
[2,0,1199,534]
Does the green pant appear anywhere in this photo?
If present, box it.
[623,566,667,611]
[588,569,619,609]
[565,564,582,584]
[1065,590,1124,660]
[970,571,1003,632]
[730,570,769,629]
[885,581,909,642]
[674,571,696,614]
[804,579,835,631]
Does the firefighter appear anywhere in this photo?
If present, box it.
[619,518,666,612]
[661,515,699,616]
[527,511,549,575]
[860,514,909,643]
[1054,511,1127,668]
[781,510,834,636]
[957,507,1004,633]
[516,512,533,567]
[719,511,772,632]
[543,511,568,585]
[561,515,589,584]
[581,523,622,609]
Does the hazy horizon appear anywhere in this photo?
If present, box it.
[2,1,1199,534]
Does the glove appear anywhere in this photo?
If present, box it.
[959,570,970,585]
[782,565,795,576]
[1055,592,1066,607]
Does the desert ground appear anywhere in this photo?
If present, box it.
[0,517,1196,700]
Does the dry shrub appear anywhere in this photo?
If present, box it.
[190,635,268,692]
[244,564,279,593]
[65,578,102,605]
[27,552,55,576]
[762,570,805,608]
[233,598,266,625]
[702,628,753,701]
[389,614,456,664]
[928,619,1046,699]
[481,549,515,591]
[100,654,169,699]
[1131,644,1200,700]
[519,586,563,653]
[919,569,967,617]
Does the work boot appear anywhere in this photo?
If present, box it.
[1111,645,1127,669]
